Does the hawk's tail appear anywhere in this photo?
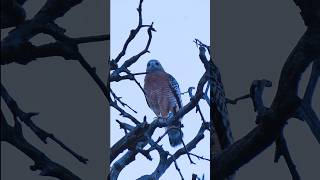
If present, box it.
[168,128,183,147]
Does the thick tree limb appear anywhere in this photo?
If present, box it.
[109,150,137,179]
[1,0,26,28]
[296,60,320,143]
[110,121,148,162]
[1,0,110,101]
[212,1,320,177]
[3,0,82,45]
[1,111,81,180]
[1,83,88,164]
[211,25,320,179]
[1,0,110,179]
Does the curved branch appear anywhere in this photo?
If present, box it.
[1,111,81,180]
[138,122,209,180]
[112,0,144,65]
[110,23,156,81]
[1,83,88,164]
[3,0,82,44]
[212,26,320,180]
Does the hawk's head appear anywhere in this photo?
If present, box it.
[146,59,164,72]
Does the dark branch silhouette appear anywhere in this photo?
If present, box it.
[1,111,81,180]
[211,0,320,179]
[1,0,109,179]
[1,84,88,164]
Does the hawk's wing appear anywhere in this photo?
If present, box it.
[167,73,182,108]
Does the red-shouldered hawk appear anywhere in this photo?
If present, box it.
[144,59,183,147]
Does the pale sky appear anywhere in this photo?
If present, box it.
[110,0,210,179]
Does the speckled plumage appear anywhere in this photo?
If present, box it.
[144,60,183,147]
[144,71,180,116]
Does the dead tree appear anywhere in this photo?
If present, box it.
[1,0,109,179]
[211,0,320,179]
[109,0,211,179]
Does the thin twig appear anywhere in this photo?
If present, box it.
[173,159,185,180]
[111,89,137,113]
[1,84,88,164]
[189,153,210,161]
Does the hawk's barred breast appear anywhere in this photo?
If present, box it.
[144,71,180,117]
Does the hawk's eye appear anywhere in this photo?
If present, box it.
[147,63,150,67]
[155,62,159,65]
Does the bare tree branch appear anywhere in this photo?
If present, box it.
[109,50,210,179]
[173,159,185,180]
[296,60,320,143]
[274,134,301,180]
[1,83,88,164]
[1,34,109,65]
[137,122,209,180]
[110,23,155,81]
[225,94,250,105]
[1,0,109,178]
[111,0,145,65]
[109,1,210,179]
[1,0,26,28]
[211,24,320,180]
[3,0,83,44]
[110,121,148,162]
[109,99,141,125]
[111,90,138,113]
[1,110,81,180]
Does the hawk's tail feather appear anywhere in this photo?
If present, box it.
[168,128,183,147]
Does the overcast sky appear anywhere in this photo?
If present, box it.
[110,0,210,179]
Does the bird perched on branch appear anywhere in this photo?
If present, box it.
[144,59,183,147]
